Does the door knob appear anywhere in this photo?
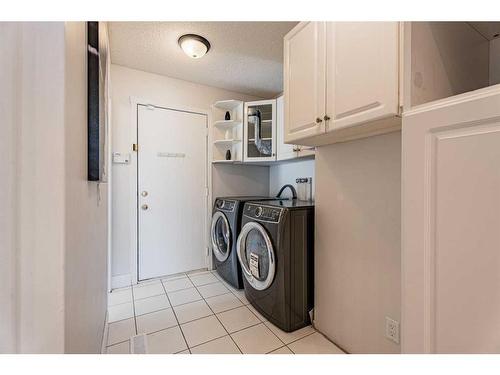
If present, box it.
[141,191,148,197]
[141,204,149,210]
[315,117,323,123]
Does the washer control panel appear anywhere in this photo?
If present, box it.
[244,204,282,222]
[215,199,235,212]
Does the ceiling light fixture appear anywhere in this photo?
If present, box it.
[178,34,211,59]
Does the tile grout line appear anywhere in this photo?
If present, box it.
[266,345,287,354]
[282,329,317,347]
[160,274,192,354]
[263,330,318,354]
[187,272,243,354]
[106,338,132,348]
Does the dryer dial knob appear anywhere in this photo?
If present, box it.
[255,207,263,217]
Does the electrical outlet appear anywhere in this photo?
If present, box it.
[385,317,400,344]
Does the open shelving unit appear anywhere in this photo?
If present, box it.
[212,100,244,163]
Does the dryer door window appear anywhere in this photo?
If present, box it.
[211,211,231,262]
[236,222,276,291]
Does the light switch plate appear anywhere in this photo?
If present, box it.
[113,152,130,164]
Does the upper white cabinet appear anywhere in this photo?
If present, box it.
[276,95,315,161]
[326,22,400,131]
[243,99,277,162]
[284,22,402,146]
[283,22,326,143]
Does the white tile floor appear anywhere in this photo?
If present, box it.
[105,269,345,354]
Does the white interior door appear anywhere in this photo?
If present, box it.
[138,105,207,280]
[402,86,500,353]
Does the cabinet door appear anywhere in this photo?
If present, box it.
[402,87,500,353]
[284,22,326,143]
[276,96,298,161]
[243,99,277,162]
[326,22,399,132]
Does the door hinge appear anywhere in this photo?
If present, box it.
[133,143,138,152]
[205,187,209,197]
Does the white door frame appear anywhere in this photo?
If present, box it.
[129,96,211,285]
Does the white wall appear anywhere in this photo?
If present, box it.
[15,22,67,354]
[314,132,401,354]
[63,22,109,353]
[411,22,490,106]
[490,38,500,85]
[269,158,315,199]
[0,22,67,353]
[0,22,108,354]
[0,22,21,354]
[110,64,268,287]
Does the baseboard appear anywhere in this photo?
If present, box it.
[111,274,132,289]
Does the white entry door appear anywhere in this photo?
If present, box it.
[138,104,207,280]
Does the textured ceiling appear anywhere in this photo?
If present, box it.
[109,22,298,98]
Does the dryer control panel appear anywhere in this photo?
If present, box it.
[244,204,282,222]
[215,199,235,212]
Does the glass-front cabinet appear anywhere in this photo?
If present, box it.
[243,99,277,162]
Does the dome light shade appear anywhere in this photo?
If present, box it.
[178,34,211,59]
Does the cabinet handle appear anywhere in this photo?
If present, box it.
[324,115,331,121]
[315,117,323,123]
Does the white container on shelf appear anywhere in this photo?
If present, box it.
[296,177,312,201]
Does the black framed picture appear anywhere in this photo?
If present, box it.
[87,21,101,181]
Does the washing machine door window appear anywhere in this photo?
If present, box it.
[236,222,275,291]
[211,211,231,262]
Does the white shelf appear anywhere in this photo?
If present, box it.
[214,120,241,129]
[213,139,241,146]
[212,159,235,164]
[214,100,243,111]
